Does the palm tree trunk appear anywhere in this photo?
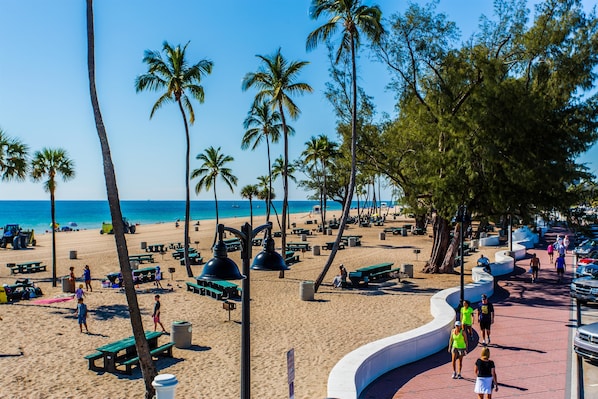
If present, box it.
[266,137,272,222]
[279,104,289,278]
[249,197,253,226]
[213,180,219,247]
[50,190,57,287]
[177,100,194,278]
[86,2,157,397]
[315,37,358,292]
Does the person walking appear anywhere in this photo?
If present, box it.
[155,266,163,289]
[152,294,166,332]
[530,253,541,283]
[547,242,554,263]
[460,300,474,341]
[555,254,566,283]
[474,347,498,398]
[83,265,92,292]
[448,320,468,379]
[477,294,494,345]
[75,297,89,333]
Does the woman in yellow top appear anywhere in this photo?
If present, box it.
[448,320,468,379]
[460,300,474,341]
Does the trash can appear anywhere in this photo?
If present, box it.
[130,260,140,270]
[171,321,192,349]
[312,245,321,256]
[348,237,357,247]
[300,281,314,301]
[300,234,307,242]
[62,277,75,293]
[379,232,386,240]
[401,227,408,236]
[152,374,179,399]
[326,228,332,236]
[69,250,77,260]
[141,242,147,250]
[401,264,414,278]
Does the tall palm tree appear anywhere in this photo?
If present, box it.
[135,41,213,278]
[302,134,338,231]
[242,100,286,222]
[271,156,298,229]
[0,129,28,182]
[86,2,156,396]
[30,148,74,287]
[307,0,383,291]
[192,146,238,240]
[242,49,312,277]
[240,184,259,226]
[256,175,281,228]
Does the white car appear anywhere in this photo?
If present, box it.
[575,321,598,362]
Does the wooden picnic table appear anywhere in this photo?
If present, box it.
[193,278,240,299]
[87,331,172,374]
[349,262,394,287]
[128,254,155,263]
[286,242,311,252]
[171,248,197,260]
[10,261,46,275]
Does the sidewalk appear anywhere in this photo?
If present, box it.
[360,227,575,398]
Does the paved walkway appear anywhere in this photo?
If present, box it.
[361,227,575,399]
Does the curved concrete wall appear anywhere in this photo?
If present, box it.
[327,242,530,399]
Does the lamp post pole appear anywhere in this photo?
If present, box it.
[239,222,252,399]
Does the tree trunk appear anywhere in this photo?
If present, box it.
[422,215,456,274]
[177,100,194,278]
[86,2,157,397]
[50,190,57,287]
[279,104,289,279]
[266,137,272,222]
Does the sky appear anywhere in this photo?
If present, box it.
[0,0,596,201]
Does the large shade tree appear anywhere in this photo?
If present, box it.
[87,3,157,395]
[192,146,238,235]
[242,49,312,277]
[307,0,384,291]
[241,100,285,222]
[135,41,213,278]
[0,129,28,183]
[30,148,74,287]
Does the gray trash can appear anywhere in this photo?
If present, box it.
[171,321,192,349]
[62,277,75,293]
[348,237,357,247]
[401,228,408,236]
[379,232,386,240]
[326,228,332,236]
[69,250,77,260]
[300,234,307,242]
[401,264,414,278]
[141,242,147,250]
[300,281,314,301]
[312,245,321,256]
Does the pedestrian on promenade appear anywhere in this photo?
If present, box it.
[448,320,468,379]
[547,243,554,262]
[474,347,498,398]
[529,253,541,283]
[477,294,494,345]
[555,254,566,283]
[460,300,474,340]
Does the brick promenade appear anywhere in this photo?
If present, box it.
[361,227,575,399]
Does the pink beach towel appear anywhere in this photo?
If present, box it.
[32,296,74,305]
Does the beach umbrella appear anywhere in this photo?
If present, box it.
[50,222,59,228]
[67,222,78,227]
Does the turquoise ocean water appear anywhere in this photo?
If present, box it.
[0,200,350,234]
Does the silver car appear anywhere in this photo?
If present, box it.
[575,322,598,362]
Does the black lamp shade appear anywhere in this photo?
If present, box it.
[251,249,288,271]
[198,256,245,281]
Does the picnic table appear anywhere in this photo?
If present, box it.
[128,254,155,264]
[291,227,310,235]
[86,331,173,374]
[146,243,165,253]
[252,238,263,246]
[8,261,47,275]
[323,241,345,250]
[340,235,362,247]
[171,247,197,260]
[169,242,183,250]
[285,250,300,265]
[187,278,240,300]
[348,262,395,287]
[180,251,203,265]
[224,238,241,252]
[286,242,311,252]
[383,227,402,235]
[106,266,158,285]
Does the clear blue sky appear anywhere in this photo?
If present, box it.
[0,0,595,201]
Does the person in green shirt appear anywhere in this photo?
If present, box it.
[448,320,468,379]
[460,300,475,341]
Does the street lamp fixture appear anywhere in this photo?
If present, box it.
[198,221,288,399]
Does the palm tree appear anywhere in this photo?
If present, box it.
[307,0,383,291]
[135,41,213,278]
[302,134,338,231]
[0,129,28,182]
[240,184,259,226]
[86,2,156,395]
[242,100,286,222]
[271,156,298,229]
[192,146,238,241]
[30,148,74,287]
[242,49,312,277]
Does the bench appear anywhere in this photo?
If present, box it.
[383,227,401,235]
[133,267,157,282]
[120,342,175,374]
[203,286,223,300]
[11,261,46,275]
[84,351,104,371]
[323,242,345,250]
[285,254,300,265]
[172,248,198,260]
[350,262,394,287]
[128,254,155,263]
[186,281,203,294]
[180,252,203,265]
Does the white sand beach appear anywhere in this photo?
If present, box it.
[0,212,492,399]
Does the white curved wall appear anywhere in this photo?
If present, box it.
[327,242,531,399]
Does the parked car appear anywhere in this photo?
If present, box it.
[575,321,598,362]
[574,239,598,256]
[577,250,598,266]
[575,263,598,278]
[570,269,598,304]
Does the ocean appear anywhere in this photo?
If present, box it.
[0,200,350,234]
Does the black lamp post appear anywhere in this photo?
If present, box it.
[198,221,288,399]
[455,205,470,306]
